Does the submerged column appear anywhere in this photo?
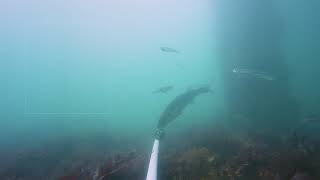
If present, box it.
[214,0,300,131]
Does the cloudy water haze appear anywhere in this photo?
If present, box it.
[1,0,320,179]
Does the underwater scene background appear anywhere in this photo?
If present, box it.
[1,0,320,179]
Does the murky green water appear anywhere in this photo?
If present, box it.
[1,0,320,179]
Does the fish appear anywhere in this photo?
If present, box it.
[292,115,320,136]
[301,115,320,124]
[160,47,180,53]
[157,86,212,129]
[290,172,315,180]
[232,68,275,81]
[152,86,174,94]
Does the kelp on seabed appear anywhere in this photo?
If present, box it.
[1,125,320,180]
[159,127,320,180]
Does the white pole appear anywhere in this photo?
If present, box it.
[146,139,159,180]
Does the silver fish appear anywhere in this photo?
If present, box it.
[232,68,275,81]
[160,47,180,53]
[301,115,320,124]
